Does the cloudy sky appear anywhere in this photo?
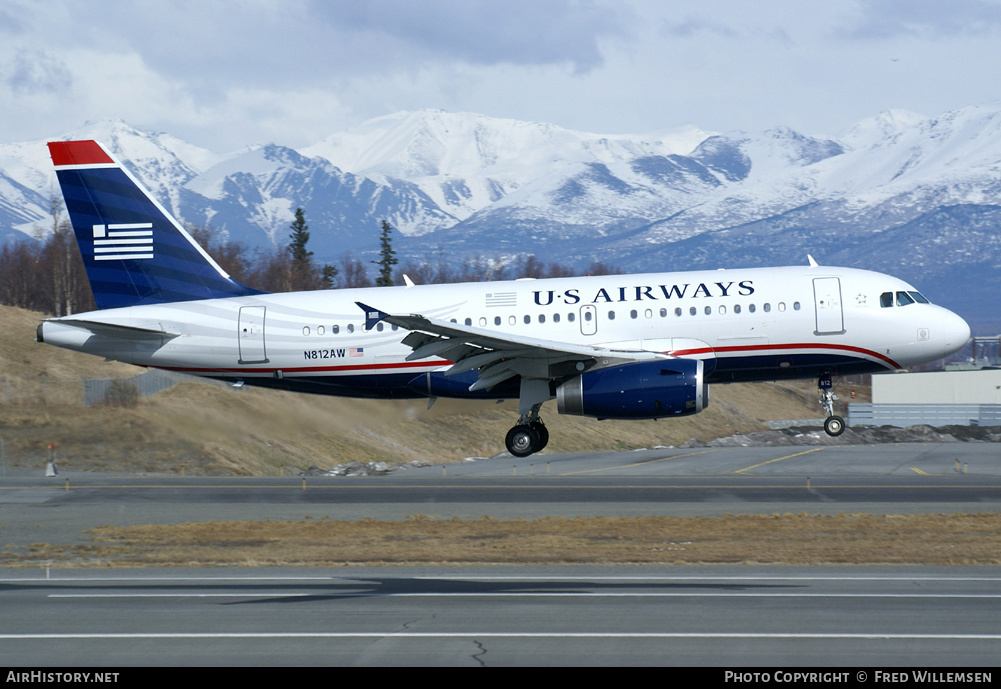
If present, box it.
[3,0,1001,151]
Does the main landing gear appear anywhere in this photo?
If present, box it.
[505,420,549,458]
[505,378,551,457]
[818,373,845,437]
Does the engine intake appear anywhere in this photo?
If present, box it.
[556,358,707,419]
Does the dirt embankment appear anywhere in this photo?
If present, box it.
[4,304,869,475]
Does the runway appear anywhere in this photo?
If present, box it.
[1,442,1000,666]
[2,567,1000,666]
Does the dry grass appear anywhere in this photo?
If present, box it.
[0,304,850,475]
[3,513,997,567]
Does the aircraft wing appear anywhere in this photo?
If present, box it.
[357,302,667,391]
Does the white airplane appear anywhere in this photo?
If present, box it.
[38,140,971,456]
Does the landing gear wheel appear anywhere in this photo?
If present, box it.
[530,422,549,452]
[506,424,540,457]
[824,415,845,437]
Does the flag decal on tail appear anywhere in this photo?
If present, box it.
[48,139,264,309]
[93,223,153,260]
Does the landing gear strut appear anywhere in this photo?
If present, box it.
[505,378,551,457]
[818,373,845,437]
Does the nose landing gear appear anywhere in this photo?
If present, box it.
[819,373,845,437]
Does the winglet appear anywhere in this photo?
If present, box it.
[807,254,819,268]
[356,302,390,331]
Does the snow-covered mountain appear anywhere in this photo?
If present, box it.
[302,109,712,226]
[3,106,1001,330]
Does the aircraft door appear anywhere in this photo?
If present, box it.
[238,306,269,364]
[813,277,845,335]
[580,305,597,336]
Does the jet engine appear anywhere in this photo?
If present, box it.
[556,358,707,419]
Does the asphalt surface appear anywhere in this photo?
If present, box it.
[1,442,999,666]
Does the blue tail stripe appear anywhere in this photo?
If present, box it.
[56,165,262,309]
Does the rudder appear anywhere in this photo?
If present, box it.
[48,140,262,309]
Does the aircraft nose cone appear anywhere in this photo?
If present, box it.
[941,309,971,352]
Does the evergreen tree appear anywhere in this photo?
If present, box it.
[283,207,336,291]
[373,219,398,287]
[288,207,312,265]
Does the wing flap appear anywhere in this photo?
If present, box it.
[356,301,668,391]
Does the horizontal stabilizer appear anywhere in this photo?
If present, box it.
[42,319,180,341]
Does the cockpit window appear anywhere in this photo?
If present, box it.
[880,292,893,308]
[908,291,930,304]
[896,291,916,306]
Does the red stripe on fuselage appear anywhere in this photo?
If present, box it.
[156,342,899,378]
[671,342,901,369]
[158,360,448,375]
[48,140,115,167]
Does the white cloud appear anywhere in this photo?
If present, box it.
[2,0,1001,150]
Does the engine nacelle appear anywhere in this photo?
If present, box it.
[556,358,708,420]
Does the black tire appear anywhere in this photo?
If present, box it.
[506,424,539,457]
[824,415,845,437]
[530,422,549,452]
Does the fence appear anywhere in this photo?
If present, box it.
[848,403,1001,428]
[2,370,225,407]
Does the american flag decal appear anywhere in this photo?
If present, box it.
[349,347,364,357]
[486,291,517,307]
[93,223,153,261]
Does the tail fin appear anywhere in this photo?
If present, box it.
[48,140,263,310]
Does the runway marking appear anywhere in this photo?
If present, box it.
[911,468,930,475]
[3,632,1001,640]
[734,447,825,474]
[557,449,718,476]
[46,592,1001,599]
[7,574,1001,583]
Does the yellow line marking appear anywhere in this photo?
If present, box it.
[734,447,825,474]
[910,468,929,475]
[559,449,718,476]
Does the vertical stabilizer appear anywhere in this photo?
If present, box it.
[48,140,262,309]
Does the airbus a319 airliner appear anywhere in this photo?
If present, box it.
[37,140,971,456]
